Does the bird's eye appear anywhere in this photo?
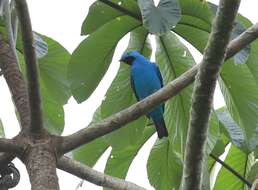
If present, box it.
[123,56,135,65]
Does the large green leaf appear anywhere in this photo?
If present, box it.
[33,33,48,58]
[147,139,183,190]
[156,31,194,153]
[104,126,155,182]
[171,0,212,52]
[38,36,70,134]
[246,40,258,86]
[179,0,212,25]
[101,27,151,149]
[213,145,254,190]
[219,60,258,151]
[16,34,48,60]
[41,95,64,135]
[174,1,251,58]
[0,17,49,59]
[68,16,140,103]
[17,36,70,135]
[73,137,108,167]
[138,0,181,34]
[216,108,249,152]
[206,111,221,154]
[73,108,109,167]
[39,36,71,105]
[81,0,140,35]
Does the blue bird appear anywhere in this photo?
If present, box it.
[120,51,168,139]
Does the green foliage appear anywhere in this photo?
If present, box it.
[38,36,71,105]
[213,145,254,190]
[147,139,183,190]
[2,0,257,189]
[16,35,71,134]
[216,108,249,152]
[81,0,140,35]
[68,16,141,103]
[247,161,258,184]
[73,108,110,167]
[104,126,155,182]
[68,1,258,189]
[219,60,258,151]
[155,32,194,154]
[138,0,181,34]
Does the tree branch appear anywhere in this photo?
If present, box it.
[60,22,258,154]
[181,1,240,190]
[0,153,15,167]
[0,138,23,155]
[24,141,60,190]
[15,0,43,133]
[0,37,30,129]
[3,0,18,62]
[226,23,258,58]
[57,156,146,190]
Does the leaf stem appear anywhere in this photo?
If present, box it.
[99,0,141,21]
[210,153,254,189]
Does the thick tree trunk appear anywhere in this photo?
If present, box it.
[0,37,30,129]
[24,140,59,190]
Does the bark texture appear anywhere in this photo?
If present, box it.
[181,0,241,190]
[24,138,59,190]
[58,157,146,190]
[15,0,43,133]
[0,37,30,129]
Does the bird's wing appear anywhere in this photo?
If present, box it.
[152,62,165,112]
[152,62,164,88]
[130,75,140,101]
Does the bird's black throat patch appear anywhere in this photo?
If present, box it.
[122,56,135,65]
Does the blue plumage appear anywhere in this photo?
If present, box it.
[120,51,168,138]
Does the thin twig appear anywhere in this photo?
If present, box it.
[75,180,84,190]
[210,153,254,188]
[15,0,43,133]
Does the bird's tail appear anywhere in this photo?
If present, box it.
[153,117,168,139]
